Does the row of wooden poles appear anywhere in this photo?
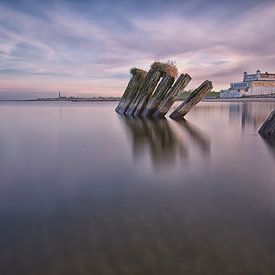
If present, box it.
[115,61,213,119]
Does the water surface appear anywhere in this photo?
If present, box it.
[0,101,275,274]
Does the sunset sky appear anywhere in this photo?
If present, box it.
[0,0,274,99]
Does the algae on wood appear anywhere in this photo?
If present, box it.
[170,80,213,120]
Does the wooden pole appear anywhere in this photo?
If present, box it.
[258,109,275,137]
[119,69,147,114]
[141,75,175,117]
[170,80,212,120]
[125,68,157,116]
[134,62,178,117]
[126,62,178,117]
[153,73,191,119]
[115,68,146,114]
[133,70,162,117]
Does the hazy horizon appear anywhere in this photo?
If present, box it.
[1,0,275,100]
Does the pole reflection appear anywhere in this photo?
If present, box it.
[119,116,210,169]
[261,136,275,161]
[175,119,210,157]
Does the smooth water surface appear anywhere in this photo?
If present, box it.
[0,101,275,274]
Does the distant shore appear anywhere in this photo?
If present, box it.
[203,97,275,102]
[0,98,120,102]
[1,97,275,103]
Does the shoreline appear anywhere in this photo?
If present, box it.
[0,99,120,102]
[1,97,275,103]
[203,97,275,102]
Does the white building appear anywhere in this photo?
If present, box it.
[220,70,275,98]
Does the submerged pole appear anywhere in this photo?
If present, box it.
[125,68,157,116]
[132,69,162,117]
[141,75,175,117]
[170,80,213,120]
[115,68,147,114]
[258,109,275,137]
[153,73,191,119]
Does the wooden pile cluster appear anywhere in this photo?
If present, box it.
[115,61,213,119]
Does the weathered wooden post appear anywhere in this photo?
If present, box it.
[258,109,275,137]
[153,73,192,119]
[170,80,213,119]
[141,75,175,117]
[126,62,167,116]
[115,68,147,114]
[137,63,178,117]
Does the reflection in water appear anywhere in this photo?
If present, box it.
[59,105,63,121]
[229,104,241,121]
[120,117,210,168]
[1,102,275,274]
[176,119,210,157]
[262,136,275,161]
[227,102,275,130]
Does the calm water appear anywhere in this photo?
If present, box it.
[0,101,275,275]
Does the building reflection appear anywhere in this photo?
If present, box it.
[228,102,275,130]
[227,101,275,161]
[119,117,210,169]
[240,103,272,130]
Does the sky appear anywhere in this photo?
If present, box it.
[0,0,274,99]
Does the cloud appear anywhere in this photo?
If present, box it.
[0,0,275,98]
